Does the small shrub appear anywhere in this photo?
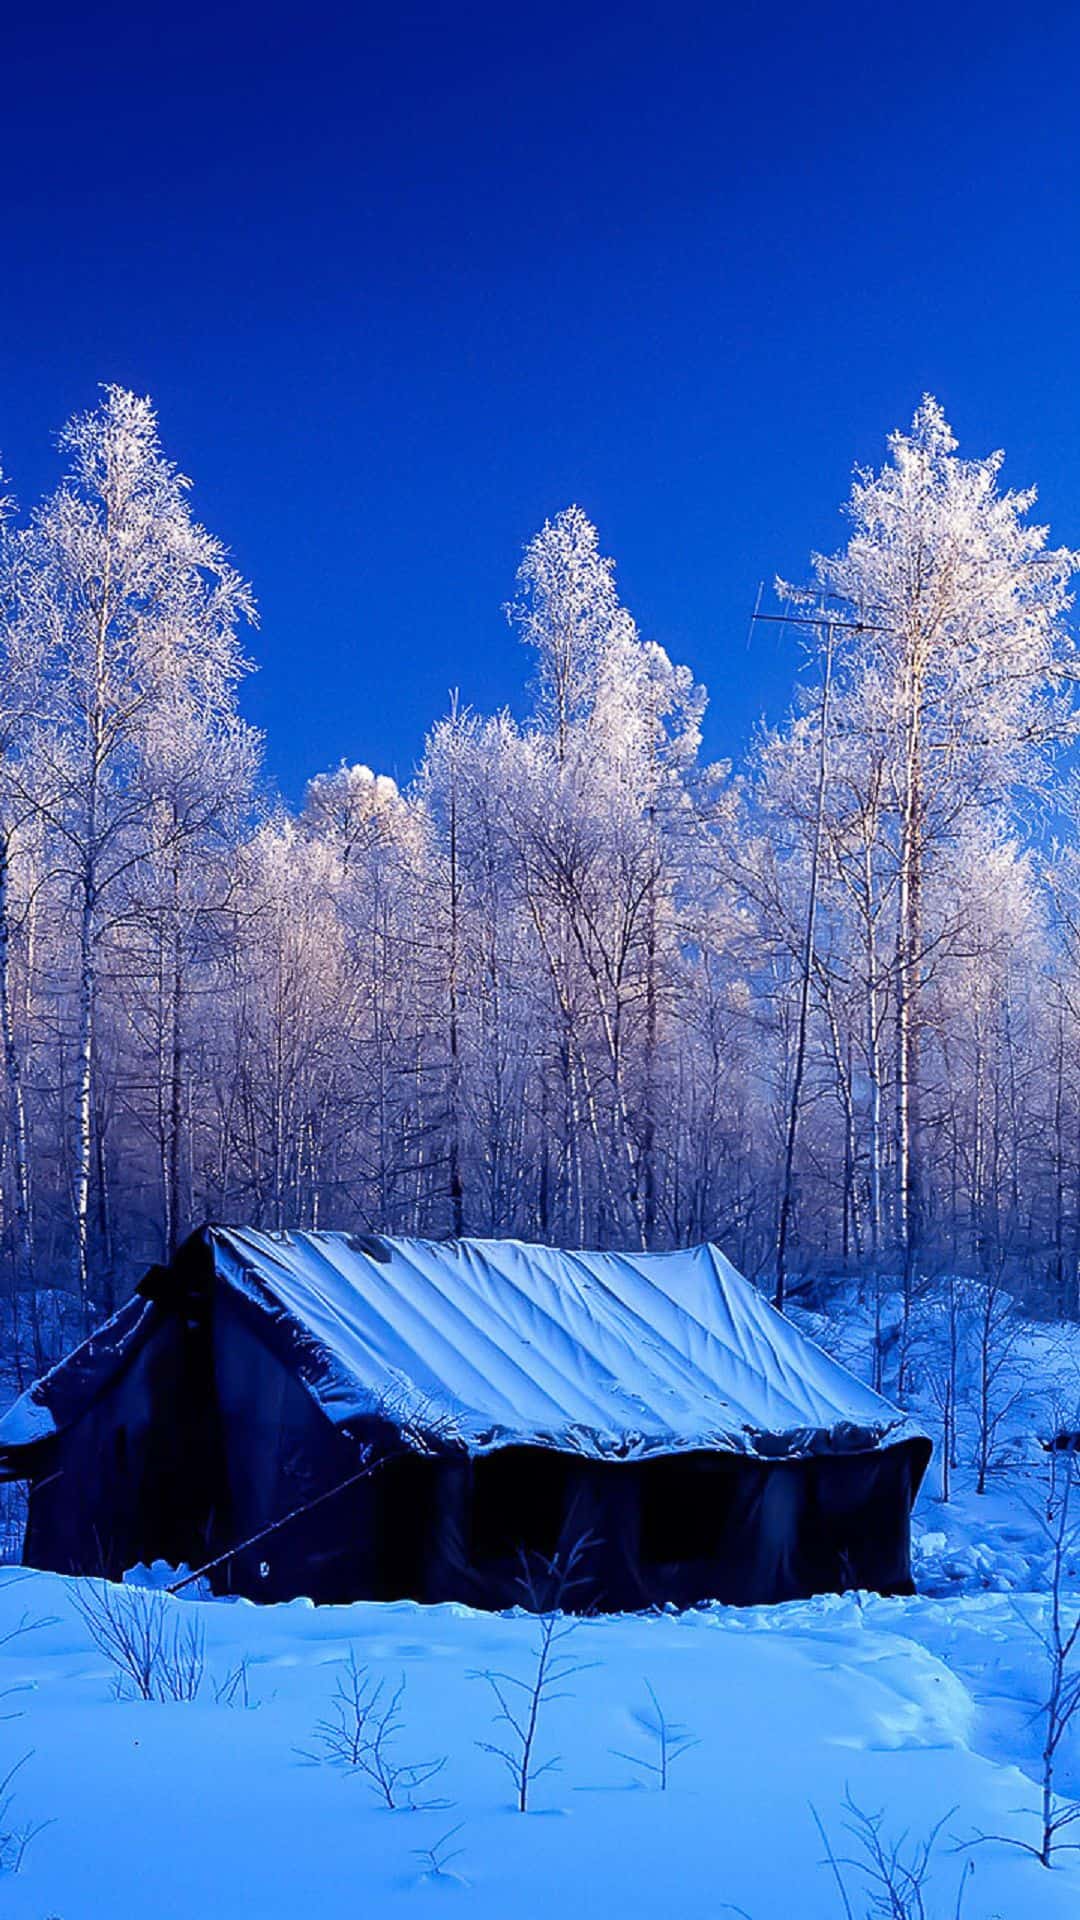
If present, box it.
[812,1794,971,1919]
[73,1581,205,1703]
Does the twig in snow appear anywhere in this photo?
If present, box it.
[413,1822,468,1885]
[611,1678,699,1790]
[0,1752,52,1875]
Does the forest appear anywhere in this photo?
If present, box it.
[0,385,1077,1374]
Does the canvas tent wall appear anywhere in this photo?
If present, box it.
[0,1229,930,1609]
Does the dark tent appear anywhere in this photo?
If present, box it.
[0,1228,930,1610]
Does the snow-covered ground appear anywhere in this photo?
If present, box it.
[0,1554,1075,1919]
[2,1289,1079,1916]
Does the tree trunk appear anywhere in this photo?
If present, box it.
[641,811,660,1246]
[0,829,34,1375]
[167,907,184,1258]
[73,521,112,1324]
[447,748,465,1238]
[775,624,834,1310]
[895,642,923,1387]
[73,865,96,1322]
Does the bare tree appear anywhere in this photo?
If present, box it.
[301,1652,447,1809]
[472,1536,595,1812]
[771,614,834,1311]
[1019,1449,1080,1867]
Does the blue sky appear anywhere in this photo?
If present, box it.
[4,0,1080,798]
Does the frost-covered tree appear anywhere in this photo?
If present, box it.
[4,387,255,1309]
[508,505,623,763]
[797,397,1078,1313]
[121,702,260,1257]
[1,397,1080,1361]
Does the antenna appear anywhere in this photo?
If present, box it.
[747,602,889,636]
[745,579,764,650]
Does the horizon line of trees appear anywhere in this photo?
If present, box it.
[3,385,1080,1371]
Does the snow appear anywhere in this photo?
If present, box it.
[210,1229,923,1456]
[0,1293,153,1462]
[0,1279,1077,1914]
[912,1469,1078,1596]
[0,1563,1076,1917]
[0,1393,54,1448]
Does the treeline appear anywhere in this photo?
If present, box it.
[2,386,1080,1365]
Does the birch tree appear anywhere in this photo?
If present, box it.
[0,469,43,1343]
[6,387,254,1311]
[808,397,1078,1324]
[1,398,1078,1342]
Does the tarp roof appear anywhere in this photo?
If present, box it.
[0,1230,924,1464]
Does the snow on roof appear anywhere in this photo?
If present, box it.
[0,1388,56,1448]
[0,1292,157,1468]
[210,1229,922,1459]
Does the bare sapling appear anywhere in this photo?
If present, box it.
[472,1533,595,1812]
[302,1651,447,1809]
[0,1581,59,1874]
[812,1793,970,1918]
[966,1445,1080,1869]
[352,1676,448,1810]
[303,1649,377,1769]
[972,1263,1022,1497]
[922,1274,966,1505]
[73,1580,205,1702]
[924,1358,956,1506]
[1023,1445,1080,1867]
[0,1752,51,1876]
[214,1659,260,1709]
[611,1678,699,1789]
